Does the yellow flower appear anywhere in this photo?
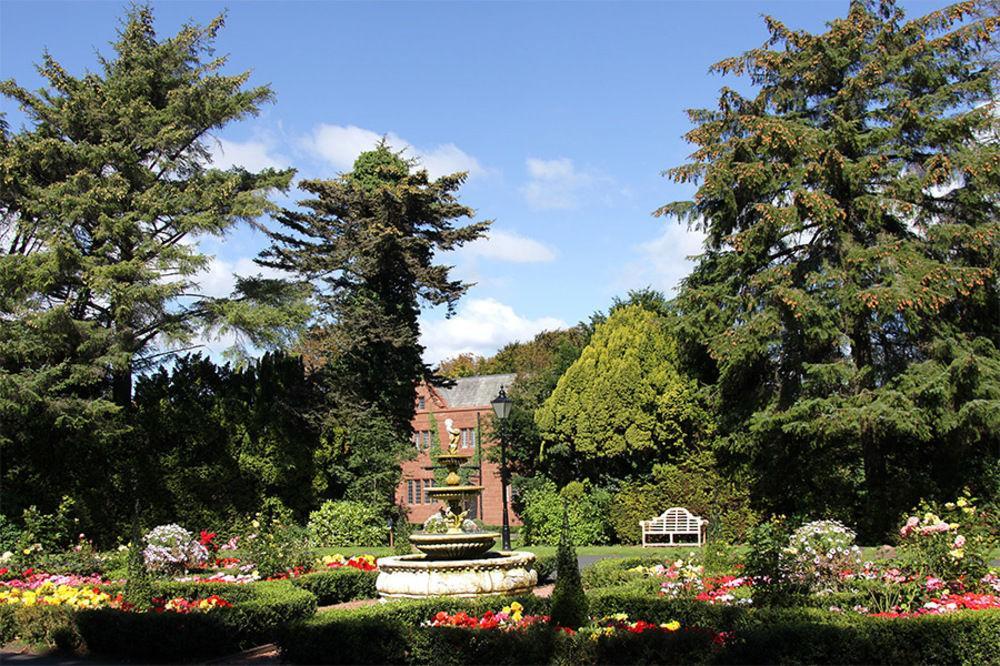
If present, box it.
[949,523,959,530]
[22,548,31,555]
[956,497,967,508]
[510,601,523,612]
[949,548,964,560]
[611,612,628,622]
[661,620,681,631]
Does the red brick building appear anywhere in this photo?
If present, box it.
[397,373,522,527]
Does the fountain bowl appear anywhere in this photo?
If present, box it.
[376,551,537,599]
[408,531,500,559]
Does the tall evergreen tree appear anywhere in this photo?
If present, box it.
[660,0,999,537]
[0,7,306,526]
[535,304,710,483]
[260,145,490,488]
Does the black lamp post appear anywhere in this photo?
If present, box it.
[490,385,513,551]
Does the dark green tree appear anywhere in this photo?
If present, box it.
[660,0,999,537]
[0,7,307,531]
[260,145,490,483]
[132,352,318,529]
[549,501,588,630]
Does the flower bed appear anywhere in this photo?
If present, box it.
[1,580,316,661]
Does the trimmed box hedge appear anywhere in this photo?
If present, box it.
[279,588,1000,665]
[292,568,378,605]
[1,580,317,662]
[279,595,549,665]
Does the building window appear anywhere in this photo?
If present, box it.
[418,397,426,411]
[406,478,435,505]
[413,430,433,451]
[461,428,476,449]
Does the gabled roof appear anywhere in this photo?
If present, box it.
[436,373,517,409]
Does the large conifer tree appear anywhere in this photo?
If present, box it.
[0,7,305,525]
[260,145,490,439]
[661,0,999,536]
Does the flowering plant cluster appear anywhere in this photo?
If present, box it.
[0,572,109,590]
[175,572,260,584]
[897,493,991,585]
[142,524,210,573]
[153,594,233,613]
[317,553,378,572]
[577,613,682,640]
[832,590,1000,618]
[425,602,550,630]
[783,520,861,590]
[0,583,118,609]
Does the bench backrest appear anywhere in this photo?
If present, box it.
[645,507,702,531]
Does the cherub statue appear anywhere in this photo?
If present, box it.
[444,418,461,452]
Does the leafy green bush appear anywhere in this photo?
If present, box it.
[897,492,994,586]
[75,581,316,661]
[0,514,23,553]
[609,451,758,545]
[743,516,809,605]
[581,557,666,591]
[19,496,78,553]
[245,512,313,578]
[308,500,387,548]
[518,479,611,546]
[292,568,378,605]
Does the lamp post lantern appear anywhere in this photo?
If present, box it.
[490,386,514,551]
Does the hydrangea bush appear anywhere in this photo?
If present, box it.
[142,524,209,573]
[783,520,861,590]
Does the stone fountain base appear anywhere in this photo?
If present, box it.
[376,551,537,599]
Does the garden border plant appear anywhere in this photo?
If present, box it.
[2,580,316,661]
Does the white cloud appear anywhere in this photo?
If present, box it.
[302,124,484,179]
[520,157,609,210]
[193,255,292,298]
[420,298,565,364]
[460,230,556,263]
[208,136,289,171]
[618,223,706,295]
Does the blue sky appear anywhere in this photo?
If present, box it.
[1,0,950,363]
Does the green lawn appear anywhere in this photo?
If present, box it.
[316,543,1000,563]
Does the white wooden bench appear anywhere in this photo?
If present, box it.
[640,507,708,546]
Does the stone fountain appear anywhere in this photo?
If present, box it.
[376,419,537,599]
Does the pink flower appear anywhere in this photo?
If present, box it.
[954,535,966,548]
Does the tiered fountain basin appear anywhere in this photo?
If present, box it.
[376,443,537,600]
[376,551,537,599]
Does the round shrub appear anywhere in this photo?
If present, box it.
[518,479,611,546]
[142,524,208,573]
[785,519,861,590]
[307,501,386,547]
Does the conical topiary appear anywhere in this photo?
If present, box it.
[549,500,588,630]
[122,516,153,611]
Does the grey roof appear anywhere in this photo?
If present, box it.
[437,373,517,408]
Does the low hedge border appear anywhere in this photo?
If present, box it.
[1,580,317,662]
[291,568,378,605]
[279,595,549,665]
[279,589,1000,665]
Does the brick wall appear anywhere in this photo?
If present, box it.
[396,383,521,527]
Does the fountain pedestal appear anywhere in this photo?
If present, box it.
[377,439,536,599]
